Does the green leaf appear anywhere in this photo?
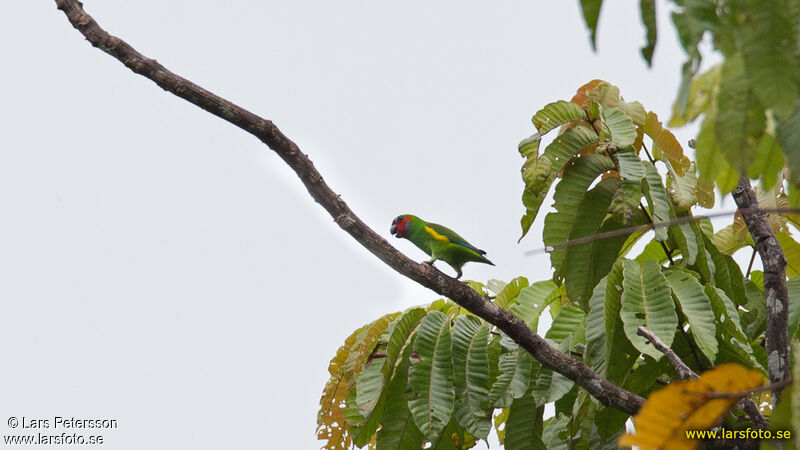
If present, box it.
[585,277,611,376]
[351,309,426,445]
[685,0,722,48]
[344,313,401,391]
[620,259,678,360]
[541,414,571,450]
[602,108,637,148]
[494,277,529,309]
[642,161,670,241]
[664,269,718,363]
[532,100,588,136]
[518,133,541,158]
[670,8,700,59]
[452,316,491,439]
[533,367,574,407]
[428,415,476,450]
[635,239,669,264]
[667,210,699,265]
[488,346,533,408]
[620,101,647,126]
[777,100,800,186]
[737,0,800,119]
[616,148,646,180]
[711,223,748,256]
[545,304,586,345]
[741,279,767,341]
[715,52,766,173]
[687,221,713,283]
[408,310,455,439]
[769,342,800,444]
[716,163,741,195]
[544,153,615,277]
[776,231,800,278]
[486,279,507,295]
[520,124,599,240]
[465,280,488,297]
[594,406,629,441]
[579,0,603,51]
[747,133,785,191]
[564,178,618,307]
[704,232,749,308]
[623,355,670,398]
[788,278,800,339]
[705,285,761,371]
[794,343,800,438]
[611,149,646,224]
[610,180,642,225]
[639,0,657,66]
[666,163,698,211]
[695,113,740,193]
[672,61,695,124]
[585,262,639,382]
[505,396,546,450]
[670,64,720,128]
[508,281,558,331]
[376,337,425,450]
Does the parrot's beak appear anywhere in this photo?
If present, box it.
[390,223,397,236]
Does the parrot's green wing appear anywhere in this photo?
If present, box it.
[424,222,488,256]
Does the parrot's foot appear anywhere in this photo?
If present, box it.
[455,269,463,279]
[422,258,437,266]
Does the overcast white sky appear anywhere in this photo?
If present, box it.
[1,1,723,448]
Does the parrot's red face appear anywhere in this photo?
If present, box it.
[390,215,411,238]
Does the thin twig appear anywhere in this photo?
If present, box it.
[746,246,757,277]
[695,377,792,399]
[738,398,768,430]
[637,326,697,379]
[641,142,656,164]
[637,326,767,428]
[54,0,646,416]
[677,320,706,372]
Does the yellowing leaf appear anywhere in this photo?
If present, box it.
[644,111,688,175]
[571,79,622,110]
[532,100,588,136]
[711,216,749,255]
[619,364,765,450]
[669,64,721,128]
[666,163,699,211]
[776,231,800,278]
[317,324,369,449]
[344,313,401,390]
[493,408,510,444]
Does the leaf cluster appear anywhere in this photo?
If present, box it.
[318,78,800,447]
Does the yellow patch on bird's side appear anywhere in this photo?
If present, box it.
[424,226,450,242]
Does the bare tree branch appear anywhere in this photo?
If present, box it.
[732,177,790,402]
[53,0,645,415]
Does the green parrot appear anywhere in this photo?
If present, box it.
[390,214,494,279]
